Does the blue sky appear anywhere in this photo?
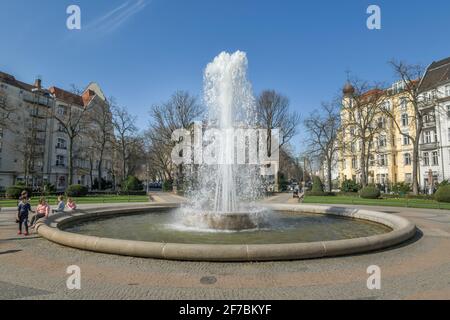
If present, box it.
[1,0,450,152]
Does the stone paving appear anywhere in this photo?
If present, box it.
[1,193,450,300]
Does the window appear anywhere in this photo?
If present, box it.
[342,159,346,170]
[432,151,439,166]
[369,154,375,167]
[447,105,450,119]
[378,154,388,167]
[378,117,386,129]
[56,155,65,167]
[424,131,432,144]
[423,152,430,166]
[448,128,450,142]
[57,105,66,116]
[378,135,387,147]
[400,98,407,110]
[58,123,65,133]
[401,114,409,127]
[352,157,357,169]
[30,107,39,117]
[404,153,411,166]
[403,135,410,146]
[58,176,66,188]
[446,85,450,97]
[351,142,356,153]
[56,138,67,149]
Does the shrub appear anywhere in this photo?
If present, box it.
[123,176,143,192]
[6,186,32,199]
[391,182,411,196]
[162,180,173,192]
[65,184,89,197]
[436,180,450,189]
[42,182,56,195]
[359,186,381,199]
[435,185,450,203]
[306,191,336,197]
[341,179,361,193]
[311,176,324,193]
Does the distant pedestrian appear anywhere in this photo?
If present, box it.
[66,197,77,211]
[17,197,34,236]
[29,197,50,228]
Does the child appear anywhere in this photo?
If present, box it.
[30,197,50,228]
[52,195,65,214]
[66,197,77,211]
[17,197,34,236]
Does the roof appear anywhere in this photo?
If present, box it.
[1,70,101,107]
[420,56,450,92]
[0,71,35,92]
[49,86,85,106]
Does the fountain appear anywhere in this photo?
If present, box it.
[181,51,265,231]
[36,51,416,262]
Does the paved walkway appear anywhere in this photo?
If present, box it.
[0,193,449,300]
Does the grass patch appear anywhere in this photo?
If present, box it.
[0,195,149,208]
[303,195,450,210]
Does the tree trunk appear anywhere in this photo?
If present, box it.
[360,141,367,187]
[68,138,74,186]
[412,133,421,195]
[327,157,332,192]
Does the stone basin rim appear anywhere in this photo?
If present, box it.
[36,203,417,262]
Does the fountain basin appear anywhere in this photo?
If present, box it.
[183,212,258,231]
[36,204,416,262]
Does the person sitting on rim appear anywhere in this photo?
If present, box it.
[30,197,50,228]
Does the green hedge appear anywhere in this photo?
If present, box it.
[123,176,143,192]
[306,191,336,197]
[65,185,89,197]
[435,185,450,203]
[6,186,32,199]
[359,186,381,199]
[342,179,361,192]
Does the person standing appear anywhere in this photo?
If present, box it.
[17,197,34,236]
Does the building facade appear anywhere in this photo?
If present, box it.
[338,56,450,192]
[0,71,114,192]
[417,57,450,191]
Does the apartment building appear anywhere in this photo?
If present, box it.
[0,71,114,192]
[338,56,450,192]
[339,84,410,187]
[417,57,450,191]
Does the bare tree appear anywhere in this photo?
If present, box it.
[379,60,426,195]
[0,88,15,129]
[87,96,114,189]
[112,105,138,182]
[256,90,300,155]
[340,79,386,187]
[304,101,340,192]
[50,86,88,186]
[148,91,203,188]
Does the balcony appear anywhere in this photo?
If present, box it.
[418,98,435,109]
[420,142,439,151]
[423,120,436,129]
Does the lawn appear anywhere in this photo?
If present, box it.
[303,195,450,210]
[0,194,149,208]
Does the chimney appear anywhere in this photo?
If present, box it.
[34,76,42,89]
